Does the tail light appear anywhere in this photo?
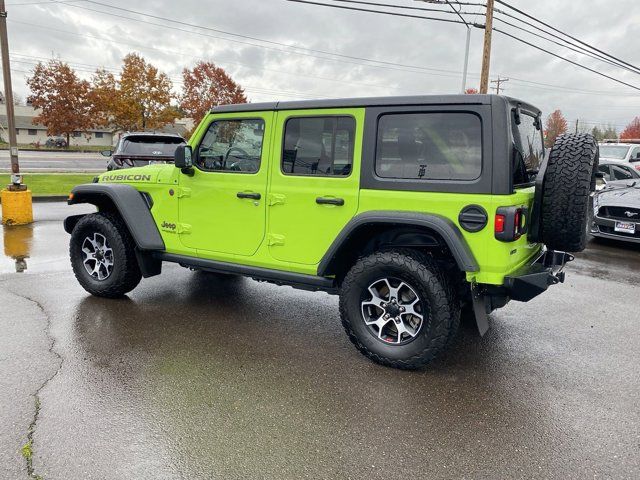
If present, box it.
[495,206,527,242]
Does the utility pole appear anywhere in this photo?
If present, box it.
[575,119,579,134]
[479,0,495,94]
[490,76,509,94]
[0,0,32,225]
[0,0,19,186]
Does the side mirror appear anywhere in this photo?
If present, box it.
[174,144,193,170]
[595,171,607,190]
[630,155,640,163]
[100,149,112,157]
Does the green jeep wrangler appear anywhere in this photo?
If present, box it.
[65,95,598,369]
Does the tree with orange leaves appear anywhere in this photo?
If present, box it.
[26,60,92,146]
[544,109,568,147]
[464,88,478,94]
[91,53,179,132]
[180,61,247,126]
[620,117,640,140]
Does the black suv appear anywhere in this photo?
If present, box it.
[103,132,185,171]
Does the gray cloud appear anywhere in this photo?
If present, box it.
[5,0,640,130]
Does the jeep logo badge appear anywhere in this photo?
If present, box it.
[161,221,176,230]
[625,211,638,218]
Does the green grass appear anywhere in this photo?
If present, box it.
[1,174,96,196]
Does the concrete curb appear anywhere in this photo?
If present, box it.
[0,195,67,204]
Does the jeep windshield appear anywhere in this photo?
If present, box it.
[118,136,185,157]
[599,145,630,160]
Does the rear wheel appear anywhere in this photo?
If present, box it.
[540,133,598,252]
[70,212,142,298]
[339,250,459,369]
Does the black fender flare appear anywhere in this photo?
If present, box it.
[317,211,479,276]
[66,183,165,251]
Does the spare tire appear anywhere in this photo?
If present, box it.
[540,133,598,252]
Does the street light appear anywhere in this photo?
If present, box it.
[416,0,471,94]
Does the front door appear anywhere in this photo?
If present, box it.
[267,109,363,265]
[178,112,273,256]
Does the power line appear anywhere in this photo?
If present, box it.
[16,0,640,98]
[493,15,640,76]
[284,0,467,24]
[494,0,640,76]
[494,28,640,92]
[63,1,470,78]
[331,0,477,18]
[284,0,640,91]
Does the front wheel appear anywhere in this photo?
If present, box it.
[70,212,142,298]
[339,250,460,369]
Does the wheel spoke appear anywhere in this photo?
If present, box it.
[395,320,418,342]
[363,286,387,308]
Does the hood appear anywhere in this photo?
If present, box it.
[98,164,170,184]
[595,182,640,207]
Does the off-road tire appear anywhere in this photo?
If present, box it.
[339,249,460,370]
[70,212,142,298]
[541,133,598,252]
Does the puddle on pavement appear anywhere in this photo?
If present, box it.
[0,203,94,275]
[0,221,71,274]
[2,223,33,273]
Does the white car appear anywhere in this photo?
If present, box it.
[598,142,640,172]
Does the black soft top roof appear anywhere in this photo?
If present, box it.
[211,94,541,116]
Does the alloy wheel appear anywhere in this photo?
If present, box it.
[361,277,424,345]
[81,232,114,281]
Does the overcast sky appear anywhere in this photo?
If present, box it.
[6,0,640,131]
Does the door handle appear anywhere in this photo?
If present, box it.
[237,192,261,200]
[316,196,344,206]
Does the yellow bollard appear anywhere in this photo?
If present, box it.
[1,188,34,225]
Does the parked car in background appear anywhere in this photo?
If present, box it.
[598,142,640,172]
[45,137,68,148]
[590,181,640,244]
[103,132,185,171]
[598,161,640,182]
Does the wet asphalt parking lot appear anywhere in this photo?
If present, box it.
[0,203,638,479]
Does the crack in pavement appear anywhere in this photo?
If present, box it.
[4,285,64,480]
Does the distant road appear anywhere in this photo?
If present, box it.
[0,150,107,173]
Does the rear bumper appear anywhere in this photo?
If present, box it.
[503,249,573,302]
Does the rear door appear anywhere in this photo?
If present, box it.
[266,108,364,265]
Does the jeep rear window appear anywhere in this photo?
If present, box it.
[282,116,355,176]
[375,113,481,181]
[119,136,185,156]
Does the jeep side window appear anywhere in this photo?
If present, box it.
[196,119,265,173]
[512,112,544,186]
[282,116,355,176]
[375,113,482,181]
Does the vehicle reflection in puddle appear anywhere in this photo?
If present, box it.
[3,224,33,273]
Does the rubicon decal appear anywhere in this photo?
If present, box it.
[102,174,152,182]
